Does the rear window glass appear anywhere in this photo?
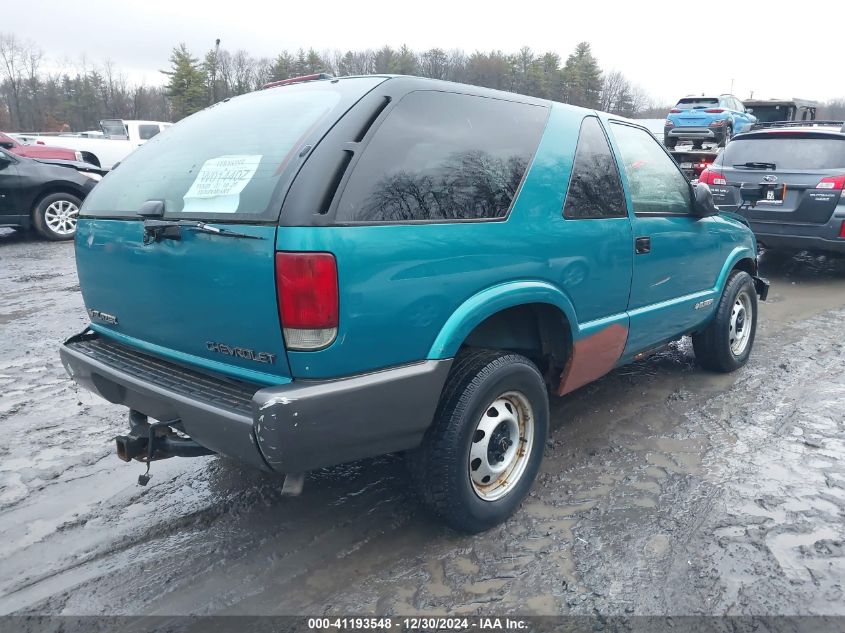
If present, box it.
[675,98,719,110]
[138,124,161,140]
[335,91,548,223]
[716,136,845,170]
[82,78,384,221]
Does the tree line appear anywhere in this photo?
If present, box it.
[3,31,844,132]
[159,40,660,121]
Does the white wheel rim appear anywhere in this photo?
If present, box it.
[468,391,535,502]
[44,199,79,235]
[729,290,753,356]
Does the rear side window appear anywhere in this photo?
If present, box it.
[716,136,845,170]
[609,122,691,216]
[82,77,385,220]
[335,91,548,223]
[138,124,161,140]
[563,117,627,219]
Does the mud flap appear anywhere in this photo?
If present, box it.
[753,276,770,302]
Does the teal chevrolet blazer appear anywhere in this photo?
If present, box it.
[60,75,768,532]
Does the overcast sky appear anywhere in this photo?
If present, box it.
[7,0,842,105]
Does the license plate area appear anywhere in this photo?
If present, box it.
[759,183,786,205]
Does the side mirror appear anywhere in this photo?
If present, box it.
[692,183,718,217]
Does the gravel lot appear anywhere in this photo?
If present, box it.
[0,228,843,617]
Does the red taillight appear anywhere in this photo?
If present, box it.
[705,108,725,113]
[699,168,727,186]
[276,252,338,350]
[816,175,845,190]
[839,221,845,239]
[670,108,682,113]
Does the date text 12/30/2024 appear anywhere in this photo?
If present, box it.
[306,617,529,630]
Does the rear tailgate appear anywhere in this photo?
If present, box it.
[710,132,845,224]
[75,77,386,384]
[715,170,843,224]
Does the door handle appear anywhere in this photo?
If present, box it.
[635,236,651,254]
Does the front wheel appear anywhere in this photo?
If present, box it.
[693,270,758,372]
[32,192,81,241]
[408,349,549,533]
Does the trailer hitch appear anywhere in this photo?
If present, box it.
[115,411,213,485]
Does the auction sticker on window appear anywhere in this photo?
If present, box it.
[182,154,262,213]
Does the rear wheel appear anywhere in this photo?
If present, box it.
[664,135,677,149]
[408,349,549,533]
[693,271,757,372]
[32,192,81,241]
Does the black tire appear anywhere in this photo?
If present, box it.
[408,349,549,533]
[693,271,757,372]
[664,135,677,149]
[32,192,81,241]
[718,124,733,148]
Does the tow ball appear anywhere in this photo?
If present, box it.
[115,411,213,485]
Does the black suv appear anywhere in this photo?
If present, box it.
[700,122,845,254]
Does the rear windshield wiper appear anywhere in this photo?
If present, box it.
[141,219,263,244]
[732,162,777,170]
[186,222,263,240]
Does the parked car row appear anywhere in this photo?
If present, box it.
[22,119,172,169]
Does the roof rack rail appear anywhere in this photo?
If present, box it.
[751,120,845,131]
[262,73,334,90]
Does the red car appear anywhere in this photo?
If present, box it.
[0,132,83,162]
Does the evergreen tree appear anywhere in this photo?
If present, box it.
[562,42,603,108]
[270,51,295,82]
[162,44,207,120]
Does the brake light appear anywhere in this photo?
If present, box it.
[670,109,682,113]
[699,169,727,186]
[276,252,338,350]
[705,108,725,113]
[840,221,845,239]
[816,175,845,190]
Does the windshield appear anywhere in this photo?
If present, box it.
[82,77,385,221]
[675,98,719,110]
[716,135,845,170]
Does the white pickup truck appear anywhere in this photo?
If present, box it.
[22,119,171,170]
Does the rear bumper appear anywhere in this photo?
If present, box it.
[667,127,721,140]
[60,331,452,473]
[755,232,845,254]
[745,215,845,254]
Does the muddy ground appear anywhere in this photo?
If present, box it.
[0,228,843,618]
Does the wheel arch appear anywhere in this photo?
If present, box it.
[79,151,101,167]
[717,247,757,291]
[427,281,577,380]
